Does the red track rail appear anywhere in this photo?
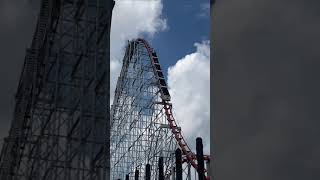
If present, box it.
[136,38,211,180]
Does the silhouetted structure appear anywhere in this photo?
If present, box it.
[196,137,205,180]
[0,0,114,179]
[135,169,139,180]
[175,149,182,180]
[145,164,151,180]
[158,157,164,180]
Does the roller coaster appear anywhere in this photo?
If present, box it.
[110,38,210,180]
[0,0,211,180]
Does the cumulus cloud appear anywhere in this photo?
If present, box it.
[167,40,210,154]
[110,0,167,103]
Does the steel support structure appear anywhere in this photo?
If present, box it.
[0,0,114,180]
[110,39,211,180]
[110,39,177,180]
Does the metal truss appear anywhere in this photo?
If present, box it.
[0,0,114,180]
[110,39,177,180]
[111,39,211,180]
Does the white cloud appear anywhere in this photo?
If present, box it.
[167,40,210,154]
[110,0,167,103]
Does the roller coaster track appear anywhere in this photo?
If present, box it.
[135,38,211,180]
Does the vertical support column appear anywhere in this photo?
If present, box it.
[126,174,129,180]
[158,157,164,180]
[196,137,205,180]
[145,164,151,180]
[135,169,139,180]
[175,149,182,180]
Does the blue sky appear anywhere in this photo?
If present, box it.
[147,0,210,77]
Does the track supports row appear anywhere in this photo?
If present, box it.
[118,137,210,180]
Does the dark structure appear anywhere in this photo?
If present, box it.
[158,157,164,180]
[175,149,182,180]
[145,164,151,180]
[196,138,205,180]
[0,0,114,179]
[135,169,139,180]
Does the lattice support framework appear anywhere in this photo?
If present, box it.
[0,1,114,180]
